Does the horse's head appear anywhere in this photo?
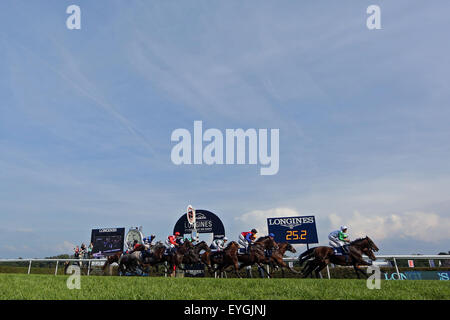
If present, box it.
[363,247,377,260]
[182,240,194,249]
[365,236,379,252]
[256,236,278,250]
[196,241,210,252]
[285,243,296,253]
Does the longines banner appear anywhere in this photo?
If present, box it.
[384,271,450,281]
[267,216,319,244]
[173,209,226,240]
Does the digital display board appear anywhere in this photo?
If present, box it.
[267,216,318,244]
[90,228,125,257]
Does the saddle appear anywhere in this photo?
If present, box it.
[333,245,350,257]
[238,248,247,254]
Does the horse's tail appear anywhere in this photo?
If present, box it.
[298,248,316,267]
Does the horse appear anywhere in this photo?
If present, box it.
[165,240,195,276]
[237,236,279,278]
[118,251,142,275]
[118,241,168,276]
[138,242,168,274]
[298,236,379,279]
[117,242,154,275]
[263,242,299,277]
[102,251,122,274]
[183,241,210,265]
[210,241,242,278]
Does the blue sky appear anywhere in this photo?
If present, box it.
[0,0,449,258]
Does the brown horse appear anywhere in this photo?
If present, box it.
[299,236,379,279]
[165,240,195,276]
[263,242,299,277]
[237,236,278,278]
[210,241,242,278]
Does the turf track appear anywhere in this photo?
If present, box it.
[0,273,448,300]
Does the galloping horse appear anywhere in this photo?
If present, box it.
[210,241,242,278]
[138,242,168,274]
[298,236,379,278]
[165,240,195,276]
[183,241,210,265]
[263,242,299,277]
[237,236,278,278]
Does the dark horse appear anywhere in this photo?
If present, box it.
[183,241,211,265]
[237,236,278,278]
[118,241,166,276]
[263,242,299,277]
[298,236,379,279]
[164,240,195,276]
[210,241,242,278]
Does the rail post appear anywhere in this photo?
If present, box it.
[27,260,32,275]
[87,260,91,276]
[55,261,59,276]
[393,257,401,279]
[326,265,331,279]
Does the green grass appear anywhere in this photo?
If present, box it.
[0,273,449,300]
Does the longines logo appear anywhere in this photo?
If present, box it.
[184,213,212,229]
[196,213,207,220]
[267,217,314,230]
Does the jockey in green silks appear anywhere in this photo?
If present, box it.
[328,226,350,254]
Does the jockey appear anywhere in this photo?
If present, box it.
[133,240,141,250]
[166,232,181,253]
[143,235,155,249]
[210,237,228,251]
[141,236,154,259]
[328,226,350,254]
[238,229,257,253]
[127,240,143,255]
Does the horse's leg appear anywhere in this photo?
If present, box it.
[314,262,328,279]
[352,264,361,279]
[354,264,368,279]
[257,265,265,278]
[257,263,271,278]
[302,260,316,278]
[301,260,311,278]
[233,261,242,279]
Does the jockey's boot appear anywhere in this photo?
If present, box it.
[342,244,350,254]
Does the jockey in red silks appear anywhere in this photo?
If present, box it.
[166,232,182,252]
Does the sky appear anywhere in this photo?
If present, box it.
[0,0,449,258]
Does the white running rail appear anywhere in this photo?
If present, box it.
[0,255,448,278]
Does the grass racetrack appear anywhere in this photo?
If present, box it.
[0,273,449,300]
